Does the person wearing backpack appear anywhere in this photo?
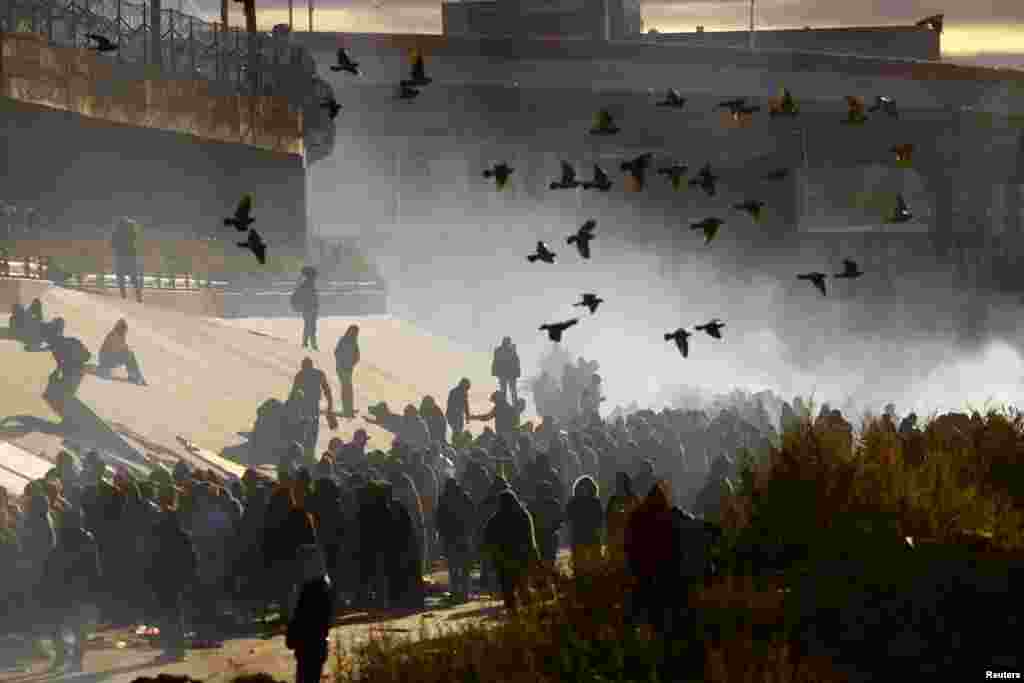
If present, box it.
[45,318,91,407]
[291,267,320,351]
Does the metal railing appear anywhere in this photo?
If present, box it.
[0,0,317,99]
[0,256,227,289]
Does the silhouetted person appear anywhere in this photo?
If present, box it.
[112,217,142,302]
[97,318,146,385]
[45,318,91,410]
[473,391,525,439]
[605,472,640,569]
[435,477,475,603]
[334,324,360,417]
[293,267,319,350]
[419,395,447,444]
[38,505,102,672]
[624,480,679,634]
[291,358,335,458]
[492,337,521,403]
[482,490,540,612]
[528,480,564,567]
[446,378,474,437]
[566,475,604,578]
[146,495,197,663]
[286,544,334,683]
[9,303,27,339]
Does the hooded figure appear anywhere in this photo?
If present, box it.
[475,475,511,594]
[527,480,564,566]
[566,475,604,576]
[388,473,426,608]
[605,472,640,568]
[419,395,448,445]
[334,324,360,418]
[624,480,681,634]
[435,478,475,602]
[286,544,334,683]
[356,480,396,607]
[482,490,540,612]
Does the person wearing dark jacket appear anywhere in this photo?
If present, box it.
[528,480,564,567]
[263,486,318,622]
[44,318,91,407]
[491,337,521,403]
[97,318,146,385]
[419,395,447,445]
[605,472,640,569]
[446,378,474,438]
[356,480,396,607]
[388,475,425,609]
[147,501,198,662]
[623,480,680,635]
[566,475,605,577]
[294,267,320,351]
[435,478,475,603]
[286,544,335,683]
[472,391,525,440]
[39,505,102,672]
[334,324,360,418]
[482,490,540,612]
[112,217,142,303]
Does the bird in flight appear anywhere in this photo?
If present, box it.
[889,194,913,223]
[719,97,760,122]
[656,89,687,108]
[689,163,718,197]
[657,163,688,191]
[87,34,119,52]
[527,241,557,264]
[868,95,898,118]
[843,96,868,125]
[550,161,581,190]
[620,153,653,191]
[321,97,342,120]
[574,293,604,314]
[582,164,613,192]
[540,318,579,343]
[797,271,828,296]
[733,200,765,222]
[695,318,725,339]
[224,194,255,232]
[665,328,692,358]
[834,259,863,279]
[397,83,420,100]
[691,217,724,245]
[401,53,432,88]
[567,220,597,259]
[590,109,620,135]
[483,162,514,190]
[330,47,360,75]
[238,229,267,265]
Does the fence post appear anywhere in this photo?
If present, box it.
[142,1,148,64]
[189,16,194,75]
[116,0,122,63]
[46,0,53,42]
[69,0,77,43]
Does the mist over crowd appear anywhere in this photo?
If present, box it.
[339,200,1024,420]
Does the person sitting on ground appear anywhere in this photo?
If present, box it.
[97,318,147,385]
[45,318,91,404]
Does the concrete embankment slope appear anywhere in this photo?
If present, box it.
[0,284,506,469]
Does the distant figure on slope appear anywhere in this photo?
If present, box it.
[111,217,142,303]
[492,336,521,403]
[291,267,320,351]
[334,324,360,418]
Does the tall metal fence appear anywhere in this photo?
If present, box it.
[0,0,317,99]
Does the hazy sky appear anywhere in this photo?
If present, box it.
[180,0,1024,56]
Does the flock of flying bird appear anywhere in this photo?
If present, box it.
[199,43,931,359]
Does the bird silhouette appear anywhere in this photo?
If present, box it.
[86,34,118,52]
[689,163,718,197]
[834,259,863,279]
[620,153,653,190]
[224,194,254,232]
[483,162,514,190]
[527,241,557,264]
[889,194,913,223]
[718,98,748,111]
[549,161,581,190]
[656,89,686,108]
[770,88,799,117]
[665,328,692,358]
[916,14,944,33]
[574,293,604,314]
[868,95,898,118]
[762,168,790,181]
[843,96,868,125]
[401,53,432,88]
[582,164,613,191]
[540,318,579,343]
[797,272,828,296]
[590,109,620,135]
[720,98,760,122]
[330,47,360,75]
[891,143,914,164]
[733,200,765,222]
[695,318,725,339]
[657,163,688,191]
[567,220,596,259]
[397,83,420,100]
[690,217,724,245]
[237,229,267,265]
[321,97,342,120]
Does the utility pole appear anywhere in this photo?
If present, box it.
[288,0,293,30]
[308,0,314,32]
[748,0,755,50]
